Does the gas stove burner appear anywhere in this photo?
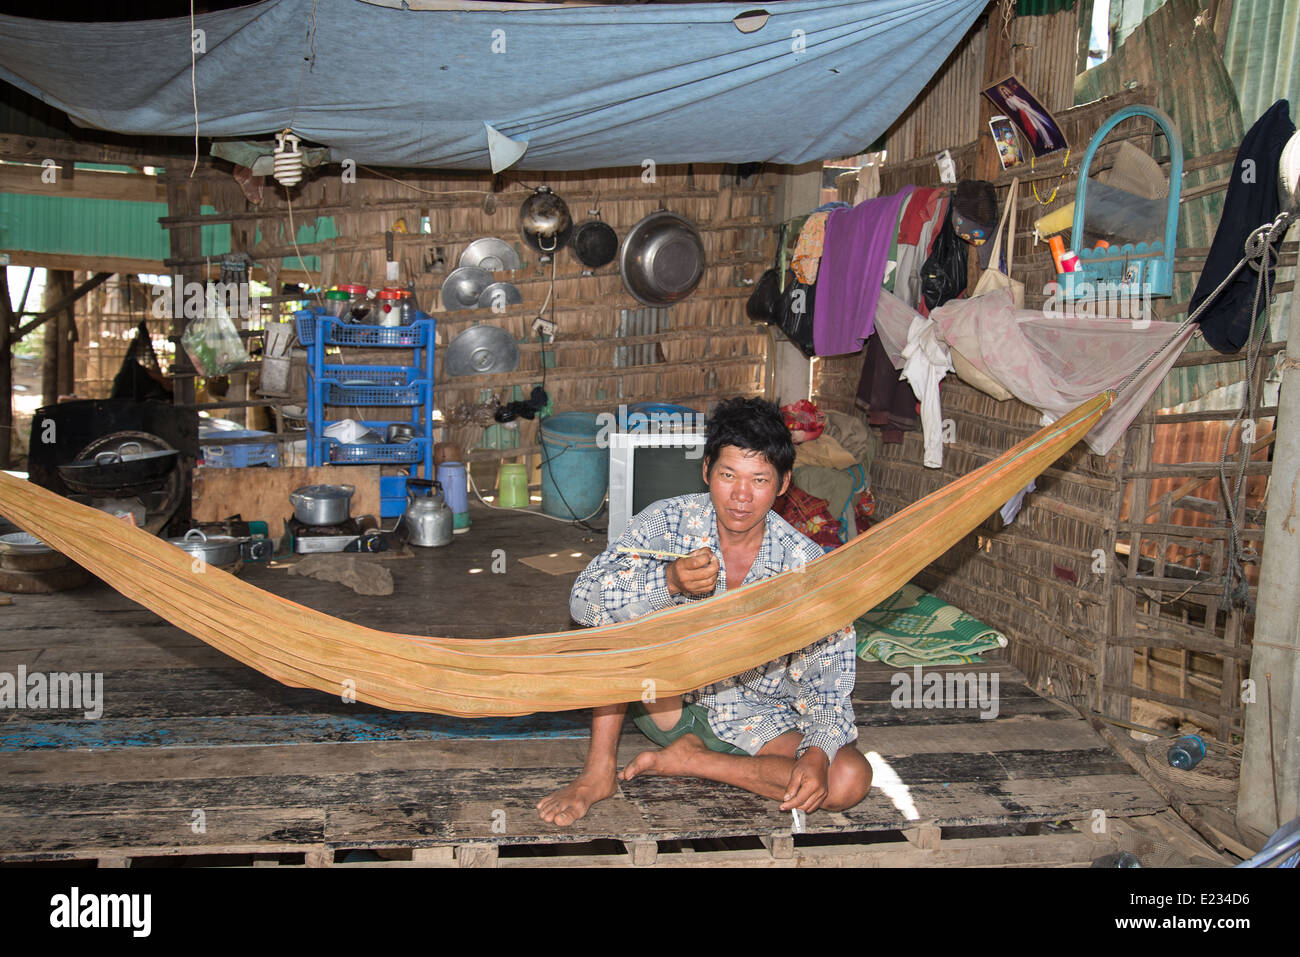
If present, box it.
[288,515,385,554]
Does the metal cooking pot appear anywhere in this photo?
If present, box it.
[519,186,573,259]
[289,484,355,525]
[58,440,179,494]
[167,529,273,566]
[619,210,706,306]
[386,423,416,444]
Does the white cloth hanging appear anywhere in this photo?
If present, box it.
[899,314,954,468]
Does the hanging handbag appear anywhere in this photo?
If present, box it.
[971,175,1025,305]
[949,177,1023,400]
[778,277,817,358]
[747,223,787,323]
[920,205,967,311]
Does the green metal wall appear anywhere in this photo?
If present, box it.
[0,192,230,262]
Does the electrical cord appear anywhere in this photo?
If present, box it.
[467,471,606,525]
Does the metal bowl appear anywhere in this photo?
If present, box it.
[444,325,521,377]
[476,282,523,311]
[619,211,706,306]
[460,238,522,272]
[0,532,54,555]
[441,266,494,312]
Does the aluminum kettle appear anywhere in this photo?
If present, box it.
[404,479,453,548]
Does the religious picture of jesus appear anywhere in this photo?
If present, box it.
[982,75,1068,159]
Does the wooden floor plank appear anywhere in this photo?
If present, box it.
[0,502,1170,862]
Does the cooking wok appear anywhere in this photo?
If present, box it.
[58,440,179,494]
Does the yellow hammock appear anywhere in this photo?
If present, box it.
[0,393,1112,717]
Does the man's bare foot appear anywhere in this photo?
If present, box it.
[537,774,617,826]
[619,733,707,782]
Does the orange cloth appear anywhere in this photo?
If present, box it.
[791,210,831,284]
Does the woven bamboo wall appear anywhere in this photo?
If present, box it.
[816,87,1278,746]
[882,7,1081,166]
[176,163,777,468]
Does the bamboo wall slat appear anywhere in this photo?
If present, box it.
[165,162,779,467]
[819,89,1269,747]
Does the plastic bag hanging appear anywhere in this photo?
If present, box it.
[180,284,249,377]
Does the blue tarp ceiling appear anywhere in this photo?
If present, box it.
[0,0,986,170]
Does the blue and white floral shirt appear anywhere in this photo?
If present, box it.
[570,493,858,762]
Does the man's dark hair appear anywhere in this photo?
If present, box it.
[704,397,795,478]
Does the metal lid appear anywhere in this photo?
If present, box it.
[441,266,493,311]
[461,237,522,272]
[444,324,520,376]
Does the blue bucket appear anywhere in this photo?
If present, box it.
[539,412,608,520]
[625,402,702,432]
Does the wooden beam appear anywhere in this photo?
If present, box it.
[15,272,112,338]
[0,163,168,203]
[977,7,1014,183]
[0,267,13,470]
[455,843,498,868]
[1,251,167,276]
[0,133,199,169]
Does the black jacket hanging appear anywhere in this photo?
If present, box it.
[1191,99,1295,354]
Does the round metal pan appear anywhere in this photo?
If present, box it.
[58,438,179,494]
[619,210,706,306]
[572,218,619,269]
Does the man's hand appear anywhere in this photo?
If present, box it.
[665,547,719,597]
[780,747,829,812]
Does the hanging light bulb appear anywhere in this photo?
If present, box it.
[273,129,304,188]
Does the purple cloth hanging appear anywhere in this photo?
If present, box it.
[813,186,915,356]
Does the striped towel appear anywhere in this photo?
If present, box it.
[854,583,1007,667]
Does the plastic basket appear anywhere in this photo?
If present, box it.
[314,365,429,406]
[320,315,433,348]
[293,308,318,347]
[322,436,427,465]
[201,430,280,468]
[294,310,434,349]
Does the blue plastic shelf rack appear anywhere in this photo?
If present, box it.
[302,310,436,481]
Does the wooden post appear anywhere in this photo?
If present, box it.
[57,275,76,399]
[42,270,75,407]
[163,177,203,409]
[1237,292,1300,835]
[770,162,821,403]
[0,267,12,470]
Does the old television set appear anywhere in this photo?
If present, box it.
[607,429,709,542]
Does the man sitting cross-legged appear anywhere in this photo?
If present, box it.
[537,397,871,827]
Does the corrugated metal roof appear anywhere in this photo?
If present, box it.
[1223,0,1299,127]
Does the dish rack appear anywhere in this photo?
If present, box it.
[297,308,436,497]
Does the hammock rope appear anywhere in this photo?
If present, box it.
[0,393,1113,717]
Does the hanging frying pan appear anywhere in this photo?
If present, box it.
[518,186,573,260]
[571,212,619,269]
